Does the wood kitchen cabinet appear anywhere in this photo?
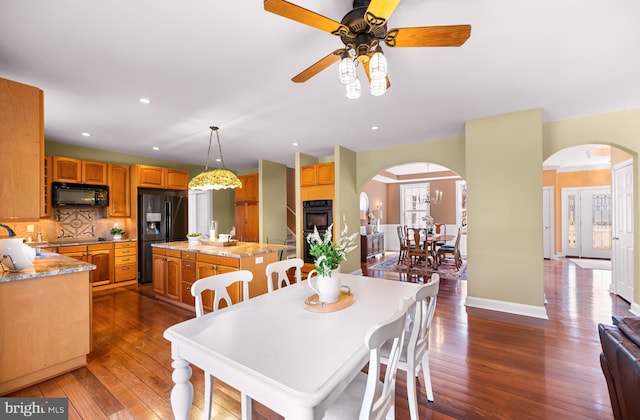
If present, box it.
[52,156,108,185]
[58,243,115,287]
[0,78,43,221]
[235,173,259,202]
[235,202,259,242]
[108,164,131,217]
[41,155,52,217]
[180,251,196,306]
[301,162,334,186]
[152,248,181,300]
[235,173,259,242]
[195,253,240,312]
[133,164,189,190]
[114,241,137,283]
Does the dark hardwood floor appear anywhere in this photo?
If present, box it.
[8,255,631,419]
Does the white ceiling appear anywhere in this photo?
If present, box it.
[1,0,638,174]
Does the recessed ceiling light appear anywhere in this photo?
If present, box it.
[152,146,160,151]
[139,98,151,104]
[371,126,379,130]
[292,142,299,146]
[81,132,91,137]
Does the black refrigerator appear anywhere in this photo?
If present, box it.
[138,188,188,283]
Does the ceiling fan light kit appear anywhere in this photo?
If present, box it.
[338,51,357,84]
[264,0,471,99]
[345,78,362,99]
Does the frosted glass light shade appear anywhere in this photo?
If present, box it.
[370,77,387,96]
[369,50,387,80]
[338,56,357,85]
[345,78,361,99]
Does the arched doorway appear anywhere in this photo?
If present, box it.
[359,161,467,278]
[543,143,635,302]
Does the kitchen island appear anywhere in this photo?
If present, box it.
[0,252,95,395]
[151,241,288,310]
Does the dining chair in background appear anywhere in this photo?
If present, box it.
[265,257,304,293]
[397,225,408,264]
[381,273,440,420]
[190,270,254,420]
[433,223,447,252]
[436,227,463,269]
[320,297,415,420]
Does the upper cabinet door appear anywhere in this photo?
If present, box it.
[0,78,43,221]
[166,169,189,190]
[53,157,107,185]
[53,156,82,183]
[108,164,130,217]
[235,174,259,203]
[82,160,107,185]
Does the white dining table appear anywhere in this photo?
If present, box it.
[163,272,421,420]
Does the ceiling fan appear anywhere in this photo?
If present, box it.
[264,0,471,98]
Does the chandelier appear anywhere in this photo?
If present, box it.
[339,41,388,100]
[188,126,243,190]
[423,189,443,205]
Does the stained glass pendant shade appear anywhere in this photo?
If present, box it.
[188,126,242,190]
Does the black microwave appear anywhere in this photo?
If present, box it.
[52,182,109,207]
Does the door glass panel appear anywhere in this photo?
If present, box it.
[592,193,612,250]
[567,193,577,250]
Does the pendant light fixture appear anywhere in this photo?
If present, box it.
[188,126,242,190]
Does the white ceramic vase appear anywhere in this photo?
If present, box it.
[1,238,35,271]
[308,268,341,303]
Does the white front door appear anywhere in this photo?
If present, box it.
[612,160,634,302]
[543,187,554,259]
[562,187,612,259]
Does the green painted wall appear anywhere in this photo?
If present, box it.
[259,160,287,244]
[465,109,544,307]
[335,146,359,274]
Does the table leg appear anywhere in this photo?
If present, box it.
[170,357,193,420]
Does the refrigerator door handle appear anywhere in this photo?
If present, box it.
[166,201,172,242]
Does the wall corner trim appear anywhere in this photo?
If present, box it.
[465,296,549,319]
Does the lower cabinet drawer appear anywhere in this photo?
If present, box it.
[181,281,195,306]
[115,263,137,282]
[115,255,136,265]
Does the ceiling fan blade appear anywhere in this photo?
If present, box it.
[264,0,350,36]
[384,25,472,48]
[292,50,344,83]
[363,61,391,89]
[365,0,401,29]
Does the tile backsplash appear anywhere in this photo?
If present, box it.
[1,209,128,243]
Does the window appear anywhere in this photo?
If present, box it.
[400,183,430,227]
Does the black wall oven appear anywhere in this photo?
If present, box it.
[302,199,333,263]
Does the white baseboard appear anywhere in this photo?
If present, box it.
[630,302,640,316]
[465,296,549,319]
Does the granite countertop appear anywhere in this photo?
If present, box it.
[0,251,96,283]
[152,241,289,258]
[28,238,137,248]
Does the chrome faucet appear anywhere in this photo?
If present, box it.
[0,224,16,237]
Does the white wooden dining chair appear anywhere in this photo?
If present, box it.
[265,257,304,293]
[381,273,440,420]
[191,270,253,420]
[320,297,415,420]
